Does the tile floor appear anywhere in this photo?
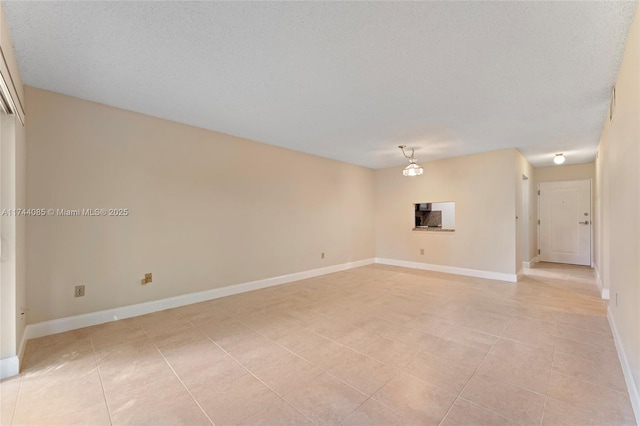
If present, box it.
[1,263,636,425]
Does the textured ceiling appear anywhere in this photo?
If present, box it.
[3,1,637,169]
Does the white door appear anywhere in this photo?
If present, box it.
[539,179,591,265]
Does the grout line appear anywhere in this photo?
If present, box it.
[9,342,36,426]
[282,308,488,370]
[360,370,442,424]
[229,317,368,379]
[213,309,406,424]
[330,369,400,424]
[438,304,563,425]
[89,336,114,426]
[550,369,632,396]
[456,397,522,425]
[180,310,324,422]
[243,395,316,426]
[437,320,501,426]
[336,395,374,426]
[148,340,216,425]
[7,370,23,426]
[198,333,318,426]
[540,330,559,426]
[227,310,394,380]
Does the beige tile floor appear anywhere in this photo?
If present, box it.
[1,262,636,426]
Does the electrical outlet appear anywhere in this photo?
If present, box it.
[141,273,153,285]
[74,285,85,297]
[321,252,325,259]
[420,248,424,255]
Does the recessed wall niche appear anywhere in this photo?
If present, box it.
[414,202,455,232]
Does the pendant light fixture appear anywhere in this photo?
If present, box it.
[553,153,566,165]
[398,145,424,177]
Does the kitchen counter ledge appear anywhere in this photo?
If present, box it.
[412,227,455,232]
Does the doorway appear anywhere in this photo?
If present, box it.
[538,179,591,266]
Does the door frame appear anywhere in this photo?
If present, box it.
[537,178,593,267]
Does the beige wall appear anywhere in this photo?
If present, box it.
[375,149,519,276]
[515,150,535,270]
[25,87,375,323]
[535,163,595,183]
[596,2,640,407]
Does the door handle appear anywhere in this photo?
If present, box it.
[578,221,590,225]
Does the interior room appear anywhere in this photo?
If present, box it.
[0,1,638,425]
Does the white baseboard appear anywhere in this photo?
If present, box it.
[0,356,19,379]
[374,258,518,282]
[516,268,524,281]
[601,288,610,300]
[0,331,29,379]
[24,258,375,341]
[523,256,539,269]
[608,307,640,425]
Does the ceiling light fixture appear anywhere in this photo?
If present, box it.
[553,153,566,165]
[398,145,424,177]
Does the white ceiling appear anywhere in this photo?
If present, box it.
[3,1,637,169]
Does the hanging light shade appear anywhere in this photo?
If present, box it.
[553,153,566,165]
[403,158,424,176]
[398,145,424,177]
